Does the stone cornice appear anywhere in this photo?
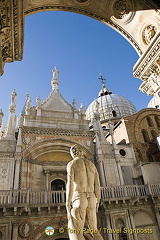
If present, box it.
[22,126,94,138]
[133,33,160,95]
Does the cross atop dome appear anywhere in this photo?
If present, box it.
[51,66,59,90]
[98,73,106,88]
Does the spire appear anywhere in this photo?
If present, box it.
[51,66,59,90]
[2,90,17,139]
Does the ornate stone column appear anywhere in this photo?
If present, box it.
[14,154,21,189]
[44,170,50,191]
[155,207,160,231]
[104,210,113,240]
[12,220,18,240]
[128,209,138,240]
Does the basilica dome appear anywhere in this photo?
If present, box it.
[86,87,136,121]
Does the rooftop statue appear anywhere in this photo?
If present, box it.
[66,144,103,240]
[52,66,59,80]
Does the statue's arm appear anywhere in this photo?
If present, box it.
[66,163,74,217]
[94,168,101,211]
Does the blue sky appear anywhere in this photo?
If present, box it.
[0,11,152,125]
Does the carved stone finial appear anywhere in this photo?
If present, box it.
[72,99,77,110]
[36,96,41,108]
[51,67,59,90]
[11,89,17,105]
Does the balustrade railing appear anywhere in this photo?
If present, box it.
[0,190,66,205]
[0,184,160,205]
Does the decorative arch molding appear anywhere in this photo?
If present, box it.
[29,217,68,240]
[23,137,93,160]
[128,108,160,142]
[133,209,155,227]
[0,0,160,97]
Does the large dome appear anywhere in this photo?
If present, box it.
[86,87,136,121]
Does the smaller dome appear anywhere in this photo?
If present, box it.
[86,89,136,122]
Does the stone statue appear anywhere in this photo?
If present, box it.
[11,89,17,105]
[52,66,59,79]
[22,223,29,237]
[66,145,103,240]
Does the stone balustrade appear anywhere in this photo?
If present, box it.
[0,184,160,205]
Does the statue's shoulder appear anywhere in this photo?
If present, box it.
[67,158,78,168]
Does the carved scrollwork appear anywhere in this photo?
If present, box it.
[0,0,12,73]
[142,24,157,45]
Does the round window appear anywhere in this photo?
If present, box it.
[119,149,126,157]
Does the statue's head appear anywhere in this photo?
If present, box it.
[70,144,84,159]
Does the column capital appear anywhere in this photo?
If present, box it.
[12,220,19,226]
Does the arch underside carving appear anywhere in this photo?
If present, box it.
[0,0,160,96]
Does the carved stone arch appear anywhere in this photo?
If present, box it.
[23,137,93,161]
[50,178,66,191]
[0,0,160,97]
[116,218,125,228]
[29,217,68,240]
[132,109,160,142]
[133,209,155,227]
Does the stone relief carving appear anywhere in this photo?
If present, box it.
[142,24,157,45]
[0,0,12,74]
[113,0,129,19]
[111,0,135,24]
[19,221,32,238]
[23,136,31,145]
[0,162,9,189]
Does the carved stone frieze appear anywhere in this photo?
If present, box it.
[22,127,94,138]
[133,33,160,95]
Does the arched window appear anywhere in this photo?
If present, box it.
[51,179,65,191]
[154,116,160,129]
[141,129,150,142]
[112,110,117,117]
[151,130,157,139]
[116,219,128,240]
[146,117,153,127]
